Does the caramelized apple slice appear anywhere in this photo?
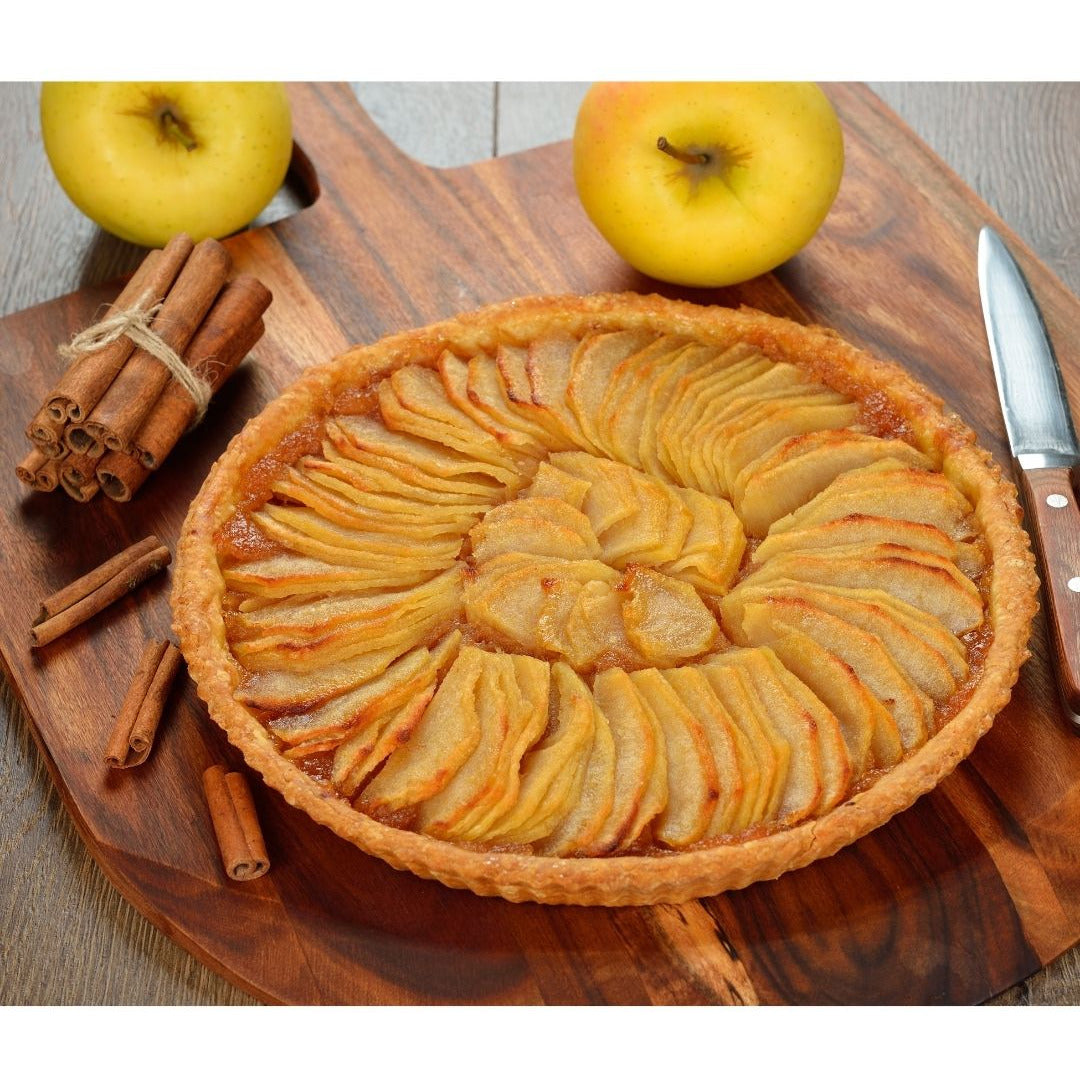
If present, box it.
[328,414,518,492]
[736,543,983,634]
[416,650,518,838]
[621,567,721,667]
[378,368,524,478]
[495,343,582,449]
[660,487,746,596]
[356,645,487,815]
[453,654,552,841]
[566,328,656,453]
[629,668,719,847]
[702,647,825,827]
[333,631,462,795]
[598,470,693,568]
[437,351,549,458]
[524,460,591,510]
[469,496,602,563]
[549,451,639,536]
[524,335,594,450]
[735,434,936,536]
[767,460,975,541]
[561,579,635,670]
[266,640,444,749]
[468,353,568,450]
[761,628,901,774]
[482,663,597,844]
[737,596,932,751]
[718,397,861,494]
[538,687,618,855]
[753,512,985,575]
[662,667,749,838]
[696,661,781,826]
[596,336,695,466]
[585,667,667,853]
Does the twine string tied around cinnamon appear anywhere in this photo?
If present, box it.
[57,289,213,424]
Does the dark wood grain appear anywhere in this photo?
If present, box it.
[2,81,1080,1006]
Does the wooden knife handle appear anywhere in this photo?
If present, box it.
[1018,466,1080,727]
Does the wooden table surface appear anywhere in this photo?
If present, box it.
[1,81,1078,1006]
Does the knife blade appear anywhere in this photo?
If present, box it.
[978,225,1080,730]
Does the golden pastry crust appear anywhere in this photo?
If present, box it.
[173,292,1038,905]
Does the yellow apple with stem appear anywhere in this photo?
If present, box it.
[40,82,293,248]
[573,82,844,288]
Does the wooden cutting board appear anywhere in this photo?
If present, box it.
[2,82,1079,1006]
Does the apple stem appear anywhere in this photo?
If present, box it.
[160,108,197,152]
[656,136,710,166]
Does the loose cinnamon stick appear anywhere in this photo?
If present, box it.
[134,275,270,470]
[202,765,270,881]
[48,234,195,424]
[104,639,183,768]
[83,238,232,455]
[15,448,62,492]
[35,535,164,622]
[30,538,171,647]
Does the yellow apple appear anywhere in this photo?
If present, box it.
[40,82,293,248]
[573,82,844,288]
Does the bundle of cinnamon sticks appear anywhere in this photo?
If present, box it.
[16,233,271,501]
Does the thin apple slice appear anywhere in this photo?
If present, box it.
[621,566,721,667]
[766,459,975,541]
[223,553,429,601]
[661,667,749,838]
[718,396,861,494]
[523,460,591,510]
[737,596,932,752]
[416,650,517,838]
[227,564,464,643]
[584,666,667,853]
[735,433,936,536]
[469,496,601,562]
[537,686,618,855]
[378,368,525,480]
[453,654,552,841]
[328,413,518,492]
[641,342,737,482]
[524,335,595,450]
[482,662,597,844]
[752,512,984,575]
[566,328,656,453]
[735,543,984,635]
[656,487,746,597]
[468,353,568,450]
[493,341,585,449]
[333,631,462,795]
[437,350,548,457]
[356,645,487,815]
[561,579,634,670]
[727,577,960,700]
[629,668,719,847]
[548,451,639,536]
[595,335,695,466]
[696,660,781,826]
[701,647,824,828]
[761,628,901,774]
[597,469,693,568]
[652,344,768,487]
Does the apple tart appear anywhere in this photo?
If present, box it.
[173,292,1037,905]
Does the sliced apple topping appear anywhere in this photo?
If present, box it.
[213,313,996,864]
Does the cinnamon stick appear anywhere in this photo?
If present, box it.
[95,450,150,504]
[82,238,232,455]
[35,535,164,622]
[134,275,270,470]
[26,404,67,449]
[30,537,171,647]
[59,469,99,502]
[104,639,183,768]
[48,233,195,424]
[202,765,270,881]
[15,448,62,492]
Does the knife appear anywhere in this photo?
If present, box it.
[978,225,1080,731]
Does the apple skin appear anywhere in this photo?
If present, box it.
[40,82,293,248]
[573,82,844,288]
